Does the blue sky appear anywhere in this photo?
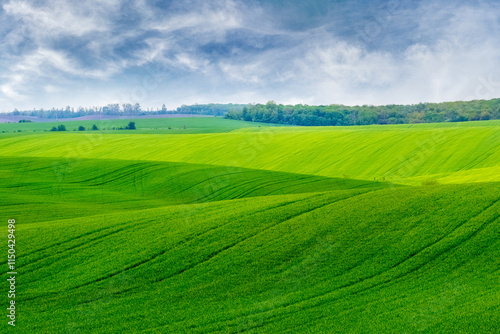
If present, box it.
[1,0,500,111]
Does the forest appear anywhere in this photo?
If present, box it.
[225,99,500,126]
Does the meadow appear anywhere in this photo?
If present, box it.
[1,119,499,184]
[0,117,499,333]
[0,117,284,136]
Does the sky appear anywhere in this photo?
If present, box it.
[1,0,500,112]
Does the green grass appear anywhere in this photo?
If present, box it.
[0,116,285,136]
[0,156,387,224]
[2,183,499,333]
[1,120,499,333]
[0,121,499,184]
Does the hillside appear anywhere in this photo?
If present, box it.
[5,183,500,333]
[1,121,499,185]
[0,156,387,223]
[1,118,499,333]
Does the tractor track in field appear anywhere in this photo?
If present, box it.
[265,214,500,331]
[201,196,500,333]
[66,195,326,294]
[12,198,234,267]
[26,191,366,305]
[184,175,271,202]
[304,192,500,287]
[171,170,256,195]
[234,177,331,198]
[19,194,327,303]
[72,163,158,186]
[17,221,153,281]
[161,189,390,331]
[152,191,374,285]
[12,224,120,259]
[230,198,500,331]
[455,144,500,173]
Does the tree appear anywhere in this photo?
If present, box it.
[50,126,57,131]
[103,104,120,115]
[480,111,491,120]
[91,124,99,131]
[133,103,141,114]
[122,103,133,115]
[57,124,66,131]
[126,122,136,130]
[78,126,85,131]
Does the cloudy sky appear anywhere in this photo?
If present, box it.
[1,0,500,111]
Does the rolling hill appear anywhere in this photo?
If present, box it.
[1,118,499,333]
[6,183,500,333]
[1,120,499,184]
[0,156,387,224]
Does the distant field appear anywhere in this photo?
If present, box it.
[1,118,499,333]
[0,116,285,136]
[0,113,214,123]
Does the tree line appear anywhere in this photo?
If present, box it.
[12,103,145,119]
[9,99,500,125]
[175,103,247,116]
[9,103,246,119]
[225,99,500,126]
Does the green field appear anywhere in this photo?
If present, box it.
[1,117,499,333]
[1,120,499,184]
[0,117,284,136]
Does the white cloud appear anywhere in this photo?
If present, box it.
[0,74,27,100]
[3,1,108,37]
[150,3,242,35]
[1,0,500,110]
[213,2,500,106]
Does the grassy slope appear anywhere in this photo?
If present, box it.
[0,120,499,184]
[1,119,499,333]
[0,156,387,224]
[4,183,499,333]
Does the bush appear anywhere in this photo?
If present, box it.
[125,122,136,130]
[50,124,67,131]
[421,178,439,186]
[78,126,86,131]
[92,124,99,131]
